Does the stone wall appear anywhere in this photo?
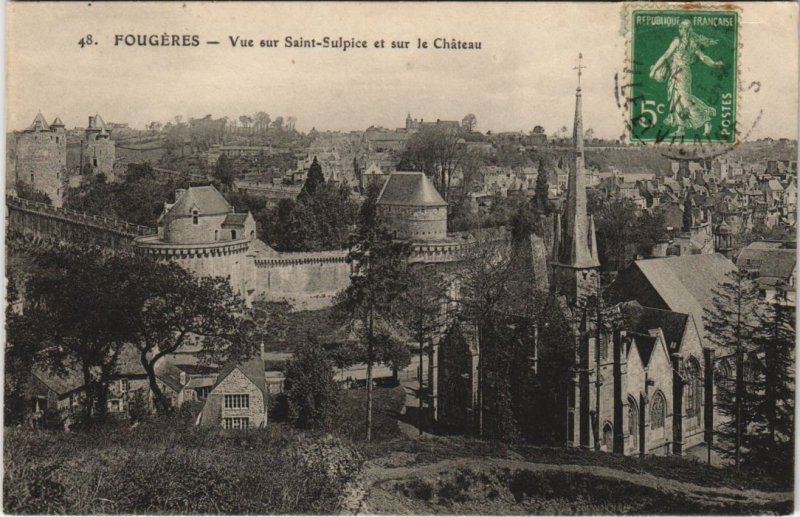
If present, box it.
[15,129,67,207]
[253,251,351,310]
[7,196,153,251]
[379,205,447,241]
[83,138,115,180]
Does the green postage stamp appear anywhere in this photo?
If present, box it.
[629,9,738,144]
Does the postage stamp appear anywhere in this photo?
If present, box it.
[629,9,738,145]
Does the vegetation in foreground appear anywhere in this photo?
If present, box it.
[4,383,792,515]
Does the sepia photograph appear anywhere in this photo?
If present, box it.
[3,1,798,514]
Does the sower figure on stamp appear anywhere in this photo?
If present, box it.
[649,19,724,137]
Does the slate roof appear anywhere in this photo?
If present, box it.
[170,185,232,216]
[50,116,65,127]
[619,301,689,353]
[628,331,657,366]
[222,213,249,227]
[629,253,736,339]
[32,364,85,396]
[737,248,796,281]
[25,112,50,132]
[211,356,268,404]
[377,172,447,207]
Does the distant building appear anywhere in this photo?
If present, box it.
[81,114,116,180]
[736,241,796,306]
[14,113,67,207]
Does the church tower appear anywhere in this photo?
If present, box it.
[552,53,600,307]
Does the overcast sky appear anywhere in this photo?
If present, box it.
[6,2,798,139]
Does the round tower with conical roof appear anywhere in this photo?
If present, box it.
[14,113,67,207]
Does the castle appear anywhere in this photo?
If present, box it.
[14,113,67,207]
[81,114,116,179]
[14,113,117,208]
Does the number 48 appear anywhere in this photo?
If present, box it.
[78,35,94,48]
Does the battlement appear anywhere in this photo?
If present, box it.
[254,250,348,267]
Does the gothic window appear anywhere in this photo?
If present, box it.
[628,397,639,450]
[651,392,666,432]
[250,230,255,240]
[686,358,702,422]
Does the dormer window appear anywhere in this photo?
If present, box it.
[231,230,237,240]
[192,209,199,225]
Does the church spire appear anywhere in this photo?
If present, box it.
[553,53,600,306]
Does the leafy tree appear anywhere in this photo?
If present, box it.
[299,157,325,199]
[122,255,250,414]
[533,158,551,214]
[333,199,412,441]
[4,273,40,424]
[594,197,638,271]
[400,125,464,202]
[214,154,236,188]
[395,265,448,433]
[452,237,545,441]
[22,248,135,425]
[284,337,340,430]
[461,113,477,132]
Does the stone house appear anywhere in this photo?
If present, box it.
[196,356,268,429]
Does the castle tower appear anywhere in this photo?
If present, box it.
[552,54,600,307]
[14,112,67,207]
[82,113,116,180]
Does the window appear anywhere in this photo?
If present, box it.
[56,137,59,144]
[93,158,98,167]
[192,209,199,225]
[224,394,249,409]
[628,397,639,450]
[108,399,123,413]
[119,379,129,393]
[685,359,702,421]
[214,230,219,241]
[196,387,211,400]
[231,230,237,239]
[651,392,666,431]
[30,173,34,183]
[223,417,250,429]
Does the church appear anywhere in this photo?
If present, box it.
[435,57,730,457]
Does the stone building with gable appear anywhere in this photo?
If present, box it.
[196,356,268,429]
[14,112,67,207]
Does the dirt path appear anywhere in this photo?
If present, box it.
[342,452,792,514]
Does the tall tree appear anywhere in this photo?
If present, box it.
[703,269,760,469]
[401,125,464,202]
[299,157,325,199]
[214,154,236,188]
[23,248,134,425]
[533,158,551,214]
[333,200,412,441]
[461,113,477,132]
[747,300,795,476]
[395,265,448,434]
[122,256,250,414]
[284,337,340,430]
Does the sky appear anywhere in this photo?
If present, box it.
[6,2,799,139]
